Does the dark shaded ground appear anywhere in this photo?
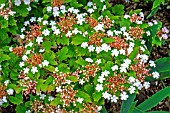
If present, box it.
[106,0,170,112]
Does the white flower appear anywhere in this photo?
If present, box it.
[48,96,54,101]
[102,91,111,100]
[0,4,5,9]
[55,67,59,72]
[94,24,104,31]
[77,97,84,103]
[30,17,36,22]
[26,50,31,55]
[27,7,31,11]
[111,65,118,71]
[107,30,113,36]
[128,86,136,94]
[87,8,94,13]
[68,7,74,12]
[119,49,126,55]
[25,42,33,48]
[111,49,119,56]
[8,11,16,16]
[152,71,160,79]
[124,14,130,19]
[85,58,93,63]
[128,76,135,83]
[7,88,14,95]
[97,76,105,83]
[100,0,105,2]
[97,106,102,111]
[101,43,111,52]
[47,6,52,12]
[40,94,46,100]
[53,10,60,17]
[43,20,48,25]
[95,46,102,54]
[120,66,127,73]
[54,29,61,35]
[4,80,9,86]
[66,31,72,37]
[88,45,95,52]
[73,9,79,14]
[23,67,29,74]
[21,27,26,32]
[133,80,143,90]
[102,5,106,11]
[56,86,62,92]
[101,70,110,77]
[42,29,50,36]
[72,28,79,34]
[111,95,118,103]
[14,0,21,6]
[24,21,30,26]
[146,31,151,36]
[81,42,88,49]
[31,66,38,74]
[121,27,126,32]
[22,55,28,62]
[37,17,43,22]
[149,60,156,67]
[25,110,31,113]
[127,47,133,55]
[87,2,93,7]
[38,48,44,54]
[79,79,85,85]
[96,84,103,92]
[143,82,150,89]
[19,62,24,67]
[36,37,43,44]
[20,34,25,39]
[96,59,102,64]
[24,0,30,5]
[42,60,49,67]
[9,47,13,52]
[121,92,129,100]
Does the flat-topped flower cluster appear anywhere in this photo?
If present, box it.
[0,0,164,112]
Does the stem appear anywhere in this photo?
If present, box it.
[8,0,12,9]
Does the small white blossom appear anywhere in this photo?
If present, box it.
[19,62,24,67]
[24,0,30,5]
[36,37,43,44]
[42,29,50,36]
[111,95,118,103]
[87,8,94,13]
[48,96,54,101]
[101,70,110,77]
[146,31,151,36]
[128,76,136,83]
[128,86,136,94]
[55,67,59,72]
[79,79,85,85]
[87,2,93,7]
[14,0,21,6]
[102,91,111,100]
[107,30,113,36]
[7,88,14,95]
[23,67,29,74]
[66,31,72,37]
[56,86,62,92]
[77,97,84,103]
[20,34,25,39]
[88,45,95,52]
[149,60,156,67]
[42,60,49,67]
[47,6,52,12]
[97,76,105,83]
[54,29,61,35]
[94,24,104,31]
[31,66,38,74]
[101,43,111,52]
[96,59,102,64]
[27,7,31,11]
[24,21,30,26]
[152,71,160,79]
[40,93,46,100]
[111,49,119,56]
[121,92,129,100]
[143,82,150,89]
[4,80,9,86]
[111,65,118,71]
[95,46,102,54]
[85,58,93,63]
[81,42,88,49]
[96,84,103,92]
[30,17,36,22]
[25,110,31,113]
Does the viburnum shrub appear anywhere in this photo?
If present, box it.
[0,0,166,112]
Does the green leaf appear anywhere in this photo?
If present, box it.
[9,95,23,105]
[136,86,170,111]
[152,0,165,9]
[84,84,94,95]
[67,76,78,82]
[0,54,10,63]
[16,105,26,113]
[92,92,102,102]
[45,65,55,72]
[112,4,124,16]
[102,38,115,44]
[100,106,108,113]
[71,35,88,45]
[76,91,92,102]
[75,57,88,66]
[129,9,142,15]
[1,19,8,28]
[42,41,51,51]
[129,46,140,61]
[58,47,68,61]
[155,57,170,73]
[147,6,159,19]
[120,93,136,113]
[50,97,61,106]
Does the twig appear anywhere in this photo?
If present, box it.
[8,0,12,9]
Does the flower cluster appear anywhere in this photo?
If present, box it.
[0,0,164,112]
